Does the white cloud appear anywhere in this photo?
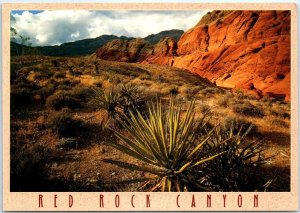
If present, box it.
[11,10,209,46]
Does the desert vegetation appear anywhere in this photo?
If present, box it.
[10,55,290,192]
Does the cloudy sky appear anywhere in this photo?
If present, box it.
[11,10,208,46]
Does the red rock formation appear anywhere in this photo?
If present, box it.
[95,10,291,100]
[172,10,290,100]
[95,38,153,62]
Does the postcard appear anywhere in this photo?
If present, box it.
[2,2,298,211]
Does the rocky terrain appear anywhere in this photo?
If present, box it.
[95,10,291,101]
[11,29,183,57]
[10,10,291,192]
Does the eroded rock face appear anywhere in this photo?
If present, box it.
[95,38,152,62]
[173,10,290,100]
[95,37,178,64]
[94,10,291,100]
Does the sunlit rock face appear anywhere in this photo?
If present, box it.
[95,10,291,100]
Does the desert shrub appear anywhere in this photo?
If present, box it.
[235,89,246,99]
[200,103,211,114]
[269,109,290,119]
[70,85,95,102]
[103,97,224,192]
[11,81,40,107]
[57,137,79,150]
[218,92,234,107]
[31,69,55,80]
[51,59,60,67]
[169,87,179,95]
[56,84,72,91]
[60,79,80,87]
[109,76,121,84]
[188,86,202,96]
[260,96,273,107]
[233,102,265,118]
[201,126,273,191]
[37,83,56,103]
[46,85,100,111]
[200,87,222,96]
[53,72,65,78]
[271,119,289,128]
[46,109,86,138]
[11,145,53,191]
[46,91,81,110]
[218,98,229,108]
[138,73,151,80]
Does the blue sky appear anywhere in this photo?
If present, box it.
[10,10,208,46]
[12,10,43,15]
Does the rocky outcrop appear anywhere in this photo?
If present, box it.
[174,10,291,100]
[94,10,291,100]
[95,37,178,63]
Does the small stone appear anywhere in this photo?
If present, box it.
[111,172,116,176]
[89,178,97,183]
[52,163,58,169]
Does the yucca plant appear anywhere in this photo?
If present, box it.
[92,88,121,119]
[200,124,274,191]
[103,97,224,191]
[119,84,147,117]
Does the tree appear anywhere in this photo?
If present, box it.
[10,27,39,56]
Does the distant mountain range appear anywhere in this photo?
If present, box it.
[11,29,184,57]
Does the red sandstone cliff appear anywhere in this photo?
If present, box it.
[95,10,291,100]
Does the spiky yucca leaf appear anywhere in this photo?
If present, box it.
[103,97,224,191]
[93,88,121,119]
[201,124,274,191]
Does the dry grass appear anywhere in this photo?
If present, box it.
[10,55,291,192]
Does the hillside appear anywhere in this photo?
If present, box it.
[11,35,133,57]
[95,10,291,101]
[11,29,183,57]
[10,55,291,192]
[144,29,183,44]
